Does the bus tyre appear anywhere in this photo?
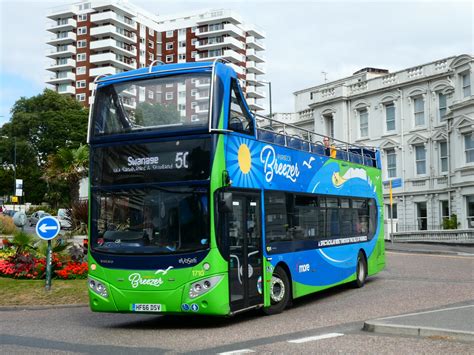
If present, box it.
[263,266,290,315]
[354,252,367,288]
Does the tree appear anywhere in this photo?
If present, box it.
[134,101,181,126]
[0,89,88,204]
[43,144,89,205]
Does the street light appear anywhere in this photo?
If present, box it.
[259,80,273,119]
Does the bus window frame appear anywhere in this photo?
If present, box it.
[226,78,256,137]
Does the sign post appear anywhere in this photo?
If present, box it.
[36,216,61,291]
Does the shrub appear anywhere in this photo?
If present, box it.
[11,231,36,255]
[27,205,56,215]
[0,215,16,235]
[443,214,459,230]
[71,200,88,235]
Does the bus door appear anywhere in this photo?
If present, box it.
[227,191,263,312]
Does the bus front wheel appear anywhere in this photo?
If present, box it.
[263,266,290,315]
[354,252,367,288]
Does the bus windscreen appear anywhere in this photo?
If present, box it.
[91,187,209,255]
[92,73,211,137]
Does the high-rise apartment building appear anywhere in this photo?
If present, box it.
[46,1,266,111]
[285,54,474,234]
[156,9,266,111]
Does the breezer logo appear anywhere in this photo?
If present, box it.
[298,264,310,273]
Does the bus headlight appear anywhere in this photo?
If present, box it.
[88,277,109,298]
[189,275,223,299]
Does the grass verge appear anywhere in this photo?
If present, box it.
[0,277,88,306]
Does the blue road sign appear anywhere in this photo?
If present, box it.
[391,178,403,188]
[383,178,403,188]
[36,216,61,241]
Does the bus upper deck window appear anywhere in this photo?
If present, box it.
[228,79,254,135]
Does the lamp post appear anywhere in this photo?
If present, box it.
[260,81,273,119]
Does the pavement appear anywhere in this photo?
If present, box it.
[366,241,474,341]
[363,302,474,342]
[385,240,474,256]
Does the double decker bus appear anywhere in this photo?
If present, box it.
[87,60,385,316]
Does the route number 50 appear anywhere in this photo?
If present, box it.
[175,152,189,169]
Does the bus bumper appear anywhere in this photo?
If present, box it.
[88,274,230,316]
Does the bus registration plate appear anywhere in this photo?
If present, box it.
[132,304,162,312]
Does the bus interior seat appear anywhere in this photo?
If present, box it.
[288,137,302,150]
[229,117,243,131]
[274,134,286,146]
[336,150,348,160]
[301,141,310,151]
[258,129,275,143]
[312,143,325,155]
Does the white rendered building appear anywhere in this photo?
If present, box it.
[290,54,474,233]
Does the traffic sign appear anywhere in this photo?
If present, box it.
[36,216,61,241]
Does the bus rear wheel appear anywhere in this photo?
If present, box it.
[354,252,367,288]
[263,266,290,315]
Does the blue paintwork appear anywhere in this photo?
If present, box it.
[225,134,382,287]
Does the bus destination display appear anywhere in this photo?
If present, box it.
[92,139,210,185]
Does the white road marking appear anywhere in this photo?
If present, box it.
[287,332,344,344]
[218,350,255,354]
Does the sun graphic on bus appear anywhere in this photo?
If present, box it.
[226,138,263,188]
[238,144,251,174]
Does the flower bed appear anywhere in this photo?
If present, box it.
[0,233,88,280]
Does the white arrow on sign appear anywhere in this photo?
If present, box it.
[39,224,58,234]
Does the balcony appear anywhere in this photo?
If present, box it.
[196,49,245,64]
[196,36,245,51]
[122,98,137,110]
[247,61,266,75]
[90,53,137,71]
[195,90,210,101]
[246,73,263,85]
[57,84,76,95]
[90,25,137,44]
[46,45,76,58]
[246,86,266,99]
[195,104,210,114]
[195,79,211,88]
[90,38,137,57]
[47,58,76,72]
[46,31,76,45]
[122,86,137,97]
[246,36,265,51]
[245,24,265,39]
[91,11,137,31]
[246,48,265,63]
[246,98,265,111]
[47,71,75,84]
[90,66,120,77]
[196,23,244,38]
[47,18,76,33]
[47,5,76,20]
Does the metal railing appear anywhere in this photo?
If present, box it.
[392,229,474,244]
[254,113,379,168]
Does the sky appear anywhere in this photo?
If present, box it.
[0,0,472,126]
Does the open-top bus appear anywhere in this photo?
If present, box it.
[87,60,385,316]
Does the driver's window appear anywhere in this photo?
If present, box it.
[228,79,254,135]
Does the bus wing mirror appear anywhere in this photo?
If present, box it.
[218,192,233,213]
